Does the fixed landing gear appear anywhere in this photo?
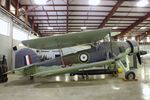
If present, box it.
[29,76,34,80]
[125,71,136,80]
[0,75,8,82]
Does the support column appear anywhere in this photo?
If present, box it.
[25,6,28,25]
[15,0,19,17]
[9,18,14,70]
[32,17,35,31]
[6,0,11,11]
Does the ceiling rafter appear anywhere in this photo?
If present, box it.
[17,0,150,36]
[22,4,150,9]
[29,15,142,19]
[27,10,150,14]
[99,0,124,28]
[117,12,150,38]
[66,0,69,33]
[37,23,144,25]
[33,18,146,21]
[39,29,123,32]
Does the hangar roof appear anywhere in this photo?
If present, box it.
[19,0,150,37]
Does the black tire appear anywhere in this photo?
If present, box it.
[2,77,8,82]
[125,71,136,80]
[0,77,3,83]
[30,76,34,80]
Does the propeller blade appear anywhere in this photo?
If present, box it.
[136,52,142,65]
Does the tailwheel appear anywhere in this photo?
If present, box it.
[29,76,34,80]
[125,71,136,80]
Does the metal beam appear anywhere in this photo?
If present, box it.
[39,29,123,31]
[33,18,143,21]
[31,17,35,30]
[38,25,150,27]
[36,22,135,25]
[99,0,123,28]
[66,0,69,33]
[118,12,150,37]
[20,0,149,7]
[29,15,141,19]
[29,15,106,17]
[6,0,11,11]
[15,0,19,17]
[28,10,109,13]
[21,4,113,7]
[37,22,100,24]
[38,26,126,28]
[38,26,98,27]
[33,19,103,21]
[27,10,150,14]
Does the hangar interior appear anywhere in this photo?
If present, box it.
[0,0,150,100]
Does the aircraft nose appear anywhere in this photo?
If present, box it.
[126,40,139,54]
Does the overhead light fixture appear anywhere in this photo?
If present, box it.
[140,27,147,29]
[147,37,150,42]
[117,39,120,42]
[19,43,24,47]
[124,36,127,41]
[112,27,118,29]
[131,37,135,40]
[34,0,47,5]
[137,0,149,7]
[81,27,87,30]
[47,27,53,30]
[140,40,144,43]
[89,0,100,5]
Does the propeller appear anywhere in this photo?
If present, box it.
[136,52,142,65]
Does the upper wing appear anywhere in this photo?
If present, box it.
[22,28,111,49]
[32,59,114,77]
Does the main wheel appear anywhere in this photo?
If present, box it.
[125,71,135,80]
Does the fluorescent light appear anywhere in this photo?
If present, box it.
[81,27,87,30]
[19,43,24,47]
[131,37,135,40]
[34,0,47,5]
[112,27,118,29]
[147,37,150,42]
[137,0,149,7]
[55,76,60,81]
[117,39,120,42]
[140,27,147,29]
[124,37,127,41]
[47,27,53,30]
[89,0,100,5]
[140,40,143,43]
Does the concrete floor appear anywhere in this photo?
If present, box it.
[0,60,150,100]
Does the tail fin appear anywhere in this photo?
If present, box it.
[15,48,40,68]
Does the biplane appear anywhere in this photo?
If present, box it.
[12,28,141,80]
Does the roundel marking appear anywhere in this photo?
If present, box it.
[79,53,89,62]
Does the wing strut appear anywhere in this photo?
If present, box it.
[55,39,65,67]
[109,32,113,55]
[59,48,65,67]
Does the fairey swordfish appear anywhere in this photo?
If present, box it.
[13,28,141,80]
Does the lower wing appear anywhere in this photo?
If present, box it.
[31,59,114,77]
